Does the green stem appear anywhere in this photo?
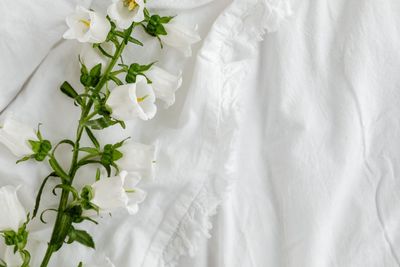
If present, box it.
[39,40,127,267]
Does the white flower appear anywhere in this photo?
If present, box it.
[107,0,145,29]
[0,186,26,232]
[80,43,115,72]
[0,117,37,157]
[107,76,157,121]
[63,6,110,43]
[146,66,182,107]
[91,171,147,215]
[159,21,201,57]
[117,141,156,180]
[4,246,23,267]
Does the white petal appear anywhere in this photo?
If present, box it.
[4,246,23,267]
[147,66,182,107]
[107,84,138,121]
[91,175,128,211]
[107,0,145,29]
[0,186,26,232]
[88,11,111,43]
[80,43,114,72]
[134,76,157,120]
[117,141,156,180]
[63,6,110,43]
[0,117,36,157]
[160,22,201,57]
[107,76,157,121]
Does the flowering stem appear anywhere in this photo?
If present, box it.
[40,39,127,267]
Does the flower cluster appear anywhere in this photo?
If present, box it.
[0,1,200,266]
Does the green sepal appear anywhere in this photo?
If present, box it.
[85,117,118,130]
[67,227,95,249]
[33,172,57,218]
[16,156,33,164]
[28,139,52,162]
[79,147,99,155]
[65,205,84,223]
[125,62,155,83]
[85,127,100,148]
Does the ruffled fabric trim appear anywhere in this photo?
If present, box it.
[142,0,292,266]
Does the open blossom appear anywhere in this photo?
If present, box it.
[63,6,110,43]
[0,186,26,232]
[107,0,145,29]
[160,21,201,57]
[106,76,157,121]
[0,117,37,157]
[91,171,147,215]
[146,66,182,107]
[117,141,156,180]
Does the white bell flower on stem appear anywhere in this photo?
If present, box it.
[0,117,37,158]
[160,21,201,57]
[146,66,182,107]
[3,246,23,267]
[63,6,111,43]
[90,171,147,215]
[106,76,157,121]
[0,186,26,232]
[117,141,156,180]
[107,0,145,29]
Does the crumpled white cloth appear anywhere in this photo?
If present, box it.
[2,0,400,267]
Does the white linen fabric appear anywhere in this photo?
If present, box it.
[1,0,400,267]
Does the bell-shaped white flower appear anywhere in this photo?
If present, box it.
[107,76,157,121]
[80,43,115,72]
[146,66,182,107]
[3,246,23,267]
[117,141,156,180]
[107,0,145,29]
[91,171,147,215]
[160,21,201,57]
[63,6,111,43]
[0,117,37,157]
[0,186,26,232]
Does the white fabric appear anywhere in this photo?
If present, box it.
[1,0,400,267]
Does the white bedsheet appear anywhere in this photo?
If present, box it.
[1,0,400,267]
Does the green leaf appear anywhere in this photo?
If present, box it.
[159,16,174,24]
[28,140,41,153]
[67,228,95,249]
[33,172,57,218]
[123,24,134,45]
[109,75,124,86]
[16,156,32,164]
[20,250,30,267]
[86,117,117,130]
[85,127,100,148]
[60,82,82,105]
[155,24,167,35]
[49,158,71,183]
[52,184,79,200]
[112,149,123,161]
[0,258,7,267]
[78,262,83,267]
[90,64,102,77]
[79,147,99,155]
